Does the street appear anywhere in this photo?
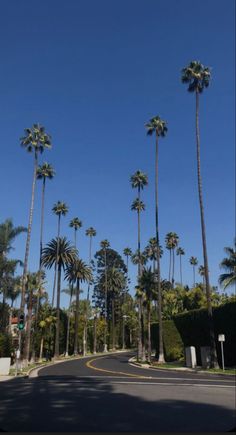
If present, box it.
[0,352,235,432]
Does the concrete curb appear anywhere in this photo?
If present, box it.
[128,356,236,377]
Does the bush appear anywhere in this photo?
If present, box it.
[0,332,13,357]
[151,301,236,366]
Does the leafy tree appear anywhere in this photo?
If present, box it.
[20,124,52,312]
[145,115,167,364]
[181,60,218,368]
[51,201,69,306]
[219,241,236,289]
[42,237,77,357]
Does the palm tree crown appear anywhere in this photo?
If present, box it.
[130,170,148,190]
[145,115,168,137]
[20,123,52,154]
[86,227,97,238]
[42,237,77,270]
[165,232,179,250]
[131,198,145,212]
[52,201,69,217]
[123,247,132,258]
[100,239,110,250]
[219,242,236,289]
[65,258,93,285]
[69,218,82,231]
[181,61,211,93]
[37,162,55,180]
[176,247,185,256]
[190,256,198,266]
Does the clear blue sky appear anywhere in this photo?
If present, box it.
[0,0,235,307]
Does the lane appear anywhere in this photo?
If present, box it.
[39,351,236,387]
[0,352,235,432]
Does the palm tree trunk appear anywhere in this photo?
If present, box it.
[193,266,196,288]
[195,90,218,368]
[39,177,46,271]
[39,336,44,360]
[74,229,77,248]
[147,304,151,363]
[180,255,183,286]
[74,278,80,355]
[24,287,33,361]
[54,263,62,358]
[104,250,108,352]
[21,150,38,312]
[65,285,73,356]
[172,248,175,288]
[112,298,115,350]
[93,314,97,354]
[168,249,172,282]
[52,214,61,307]
[155,131,165,363]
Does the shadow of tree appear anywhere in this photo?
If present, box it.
[0,376,235,432]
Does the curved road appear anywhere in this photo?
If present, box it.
[0,352,235,432]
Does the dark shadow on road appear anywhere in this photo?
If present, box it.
[0,377,235,432]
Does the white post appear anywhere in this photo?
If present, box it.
[221,341,225,371]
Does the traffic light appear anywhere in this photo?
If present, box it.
[17,312,25,330]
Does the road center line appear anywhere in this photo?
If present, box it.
[86,356,151,379]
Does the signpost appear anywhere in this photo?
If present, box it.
[218,334,225,371]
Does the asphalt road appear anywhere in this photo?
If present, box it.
[0,351,235,432]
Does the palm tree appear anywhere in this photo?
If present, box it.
[176,247,185,286]
[36,163,55,319]
[138,267,157,363]
[145,115,167,363]
[198,265,206,286]
[165,232,179,287]
[20,124,52,313]
[84,227,96,354]
[69,218,82,248]
[100,267,126,350]
[189,256,198,288]
[37,163,55,270]
[123,248,132,272]
[100,239,110,352]
[51,201,69,306]
[62,286,77,357]
[145,238,163,272]
[219,242,236,289]
[0,219,27,257]
[42,237,77,358]
[65,258,92,355]
[182,60,218,367]
[131,199,146,272]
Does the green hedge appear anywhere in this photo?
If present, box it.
[151,301,236,366]
[0,333,13,357]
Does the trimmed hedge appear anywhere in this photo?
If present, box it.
[151,301,236,366]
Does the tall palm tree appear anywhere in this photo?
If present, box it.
[123,247,132,272]
[189,256,198,288]
[138,267,157,363]
[100,239,110,352]
[69,218,82,248]
[100,267,126,350]
[198,265,206,286]
[182,60,218,367]
[65,258,92,355]
[145,238,163,272]
[51,201,69,306]
[42,237,77,358]
[145,115,167,363]
[37,163,55,269]
[20,124,52,312]
[36,163,55,319]
[176,247,185,286]
[165,232,179,287]
[219,241,236,289]
[84,227,96,354]
[131,198,146,362]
